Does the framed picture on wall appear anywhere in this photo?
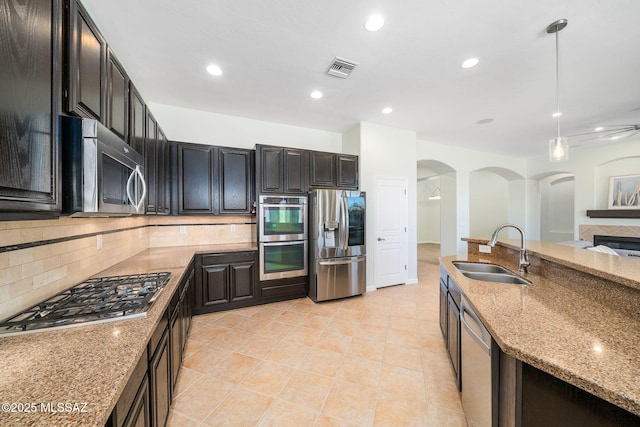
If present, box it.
[608,174,640,209]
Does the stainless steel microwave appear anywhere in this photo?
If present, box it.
[60,116,146,217]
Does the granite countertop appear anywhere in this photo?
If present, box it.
[464,238,640,291]
[0,243,256,427]
[441,240,640,417]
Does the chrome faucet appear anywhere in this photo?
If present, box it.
[488,223,530,274]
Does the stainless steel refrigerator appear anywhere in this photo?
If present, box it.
[308,189,366,302]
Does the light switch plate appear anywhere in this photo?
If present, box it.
[231,224,236,232]
[96,235,103,250]
[179,225,186,234]
[479,244,492,254]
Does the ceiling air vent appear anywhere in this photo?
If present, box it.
[327,57,359,79]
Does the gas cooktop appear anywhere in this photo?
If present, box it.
[0,272,171,337]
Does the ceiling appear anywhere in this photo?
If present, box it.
[82,0,640,157]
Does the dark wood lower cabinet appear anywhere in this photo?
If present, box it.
[500,354,640,427]
[108,264,194,427]
[110,349,149,427]
[123,377,150,427]
[259,276,307,301]
[194,251,257,314]
[149,329,170,427]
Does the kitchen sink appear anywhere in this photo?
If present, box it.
[460,271,531,285]
[452,261,513,274]
[453,261,531,285]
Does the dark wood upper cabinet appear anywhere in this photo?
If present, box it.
[284,148,307,193]
[65,0,106,121]
[171,142,254,216]
[258,145,284,193]
[157,129,170,215]
[174,143,216,214]
[145,112,158,214]
[106,48,129,142]
[256,145,306,195]
[219,147,254,214]
[309,151,336,188]
[128,83,145,155]
[0,0,61,219]
[337,154,358,189]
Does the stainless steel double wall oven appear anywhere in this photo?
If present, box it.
[258,195,308,281]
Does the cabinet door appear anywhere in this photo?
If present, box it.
[157,129,170,214]
[106,49,129,142]
[219,147,253,214]
[284,148,307,194]
[181,268,194,346]
[145,112,158,213]
[200,263,231,307]
[0,0,61,217]
[149,331,170,427]
[447,294,461,390]
[176,143,216,214]
[259,146,283,193]
[309,151,336,188]
[230,261,256,302]
[66,0,105,121]
[169,308,181,397]
[128,83,146,155]
[439,280,447,339]
[122,376,150,427]
[337,154,358,189]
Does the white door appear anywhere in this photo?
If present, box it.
[374,177,408,288]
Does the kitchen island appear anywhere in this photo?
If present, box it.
[441,238,640,421]
[0,243,255,427]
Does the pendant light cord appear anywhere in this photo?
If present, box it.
[555,23,561,138]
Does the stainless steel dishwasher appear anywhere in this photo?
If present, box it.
[460,295,498,427]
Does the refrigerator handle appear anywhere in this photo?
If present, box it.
[339,192,349,250]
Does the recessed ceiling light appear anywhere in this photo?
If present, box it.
[382,107,393,114]
[461,58,479,69]
[552,112,562,118]
[594,126,604,131]
[310,90,323,99]
[364,14,384,32]
[206,64,222,76]
[476,118,494,124]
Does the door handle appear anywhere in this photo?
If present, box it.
[377,237,385,241]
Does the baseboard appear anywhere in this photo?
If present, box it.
[418,240,441,244]
[366,286,377,293]
[406,277,418,284]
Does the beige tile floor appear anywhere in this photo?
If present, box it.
[167,261,467,427]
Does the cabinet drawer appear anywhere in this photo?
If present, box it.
[200,251,256,266]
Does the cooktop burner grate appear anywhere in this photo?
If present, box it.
[0,272,171,336]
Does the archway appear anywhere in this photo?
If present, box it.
[417,160,456,259]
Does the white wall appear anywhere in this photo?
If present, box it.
[527,137,640,237]
[354,122,418,288]
[416,141,527,254]
[417,178,441,243]
[539,174,575,242]
[469,171,509,239]
[149,102,342,151]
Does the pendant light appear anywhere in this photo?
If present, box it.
[428,187,441,200]
[547,19,568,162]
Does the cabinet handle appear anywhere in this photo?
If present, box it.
[377,237,386,241]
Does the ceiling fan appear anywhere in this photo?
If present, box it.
[567,124,640,145]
